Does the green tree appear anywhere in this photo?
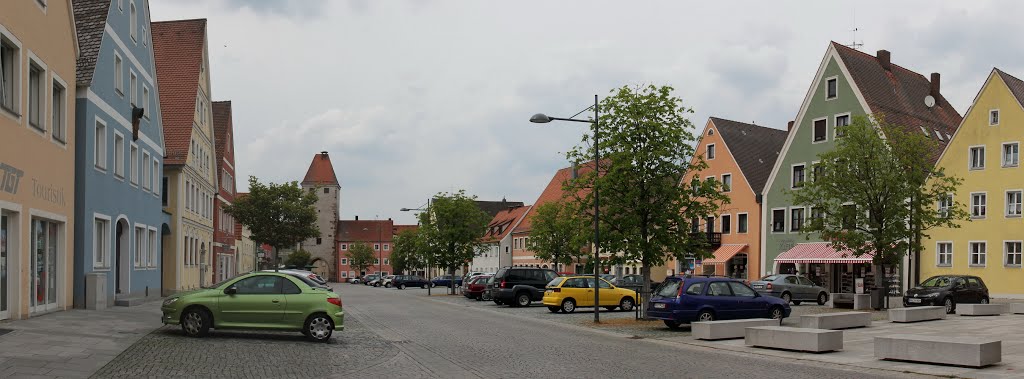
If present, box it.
[790,115,968,304]
[565,84,729,317]
[284,249,312,268]
[419,190,491,294]
[225,177,319,270]
[391,229,426,275]
[346,242,375,276]
[527,201,589,272]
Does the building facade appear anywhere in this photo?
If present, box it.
[920,69,1024,296]
[152,19,216,295]
[211,100,236,282]
[0,0,78,320]
[234,192,255,275]
[474,205,530,274]
[337,218,393,279]
[300,151,340,280]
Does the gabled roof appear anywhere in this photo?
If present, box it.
[392,224,419,236]
[513,161,595,235]
[831,42,963,164]
[72,0,111,86]
[302,152,340,186]
[212,101,234,169]
[152,18,207,165]
[995,68,1024,110]
[337,220,394,243]
[475,200,525,218]
[482,205,531,243]
[709,117,787,194]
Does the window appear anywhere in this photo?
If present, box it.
[94,218,110,268]
[971,193,986,219]
[790,208,804,232]
[234,276,283,295]
[841,204,857,230]
[969,146,985,170]
[117,0,122,11]
[374,244,380,251]
[142,87,150,117]
[341,258,348,265]
[937,194,952,218]
[112,133,125,178]
[152,160,159,194]
[811,162,823,182]
[340,244,347,250]
[721,174,732,192]
[324,188,329,194]
[148,229,157,267]
[809,206,824,226]
[0,36,19,112]
[835,114,850,138]
[316,237,322,245]
[162,177,168,206]
[130,144,138,184]
[374,258,380,265]
[384,244,390,251]
[1007,191,1022,217]
[683,282,704,296]
[51,80,65,143]
[936,242,952,267]
[826,77,837,99]
[771,209,785,233]
[94,120,107,170]
[129,1,137,42]
[1004,143,1019,167]
[813,119,826,142]
[114,54,123,95]
[737,213,748,233]
[142,152,151,190]
[707,281,732,296]
[384,259,389,265]
[721,215,731,234]
[28,63,43,130]
[1006,241,1023,267]
[990,109,1000,126]
[129,71,137,106]
[134,226,145,267]
[791,164,805,188]
[969,242,986,267]
[706,144,715,160]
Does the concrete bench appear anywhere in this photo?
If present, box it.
[958,303,1005,316]
[692,318,779,340]
[745,326,843,352]
[852,294,872,310]
[1011,303,1024,314]
[875,334,1001,367]
[831,293,853,309]
[888,306,946,323]
[800,311,871,330]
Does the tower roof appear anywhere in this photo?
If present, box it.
[302,151,340,186]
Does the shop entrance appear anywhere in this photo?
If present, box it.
[30,219,59,314]
[1,213,9,320]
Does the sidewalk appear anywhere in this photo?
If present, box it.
[0,302,163,378]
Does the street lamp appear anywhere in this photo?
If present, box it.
[530,94,602,323]
[401,200,431,295]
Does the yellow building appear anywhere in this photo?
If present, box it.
[921,68,1024,296]
[152,19,217,295]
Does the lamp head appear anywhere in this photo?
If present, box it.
[400,208,411,212]
[529,113,552,124]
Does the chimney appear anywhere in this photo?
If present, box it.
[877,50,891,71]
[787,121,794,132]
[930,73,941,98]
[355,215,358,220]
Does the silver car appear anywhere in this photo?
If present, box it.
[749,274,829,305]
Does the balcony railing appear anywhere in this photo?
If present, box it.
[689,232,722,250]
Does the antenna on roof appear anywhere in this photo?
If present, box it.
[847,7,864,50]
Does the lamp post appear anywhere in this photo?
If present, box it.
[530,94,601,323]
[401,198,431,295]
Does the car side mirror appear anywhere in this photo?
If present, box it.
[224,286,237,295]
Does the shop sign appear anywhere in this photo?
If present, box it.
[0,163,24,195]
[855,278,864,294]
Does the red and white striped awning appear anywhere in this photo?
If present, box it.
[703,244,748,265]
[775,242,874,264]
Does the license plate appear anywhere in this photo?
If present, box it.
[545,290,552,294]
[908,298,921,303]
[654,303,666,309]
[752,284,763,289]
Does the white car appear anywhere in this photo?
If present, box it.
[378,275,396,288]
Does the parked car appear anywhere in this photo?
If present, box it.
[599,274,616,282]
[160,272,344,342]
[543,276,637,313]
[749,274,829,305]
[362,274,380,286]
[347,277,362,284]
[903,275,990,314]
[647,276,790,329]
[378,275,396,288]
[391,275,430,289]
[481,275,496,301]
[431,275,463,288]
[610,274,660,290]
[262,269,332,291]
[489,267,559,307]
[463,275,492,300]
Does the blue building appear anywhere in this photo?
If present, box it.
[72,0,165,307]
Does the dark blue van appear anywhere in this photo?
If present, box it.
[647,276,791,329]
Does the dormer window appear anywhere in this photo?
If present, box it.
[990,110,1000,126]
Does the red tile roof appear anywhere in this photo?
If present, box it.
[302,152,340,186]
[152,19,207,165]
[392,224,419,235]
[337,220,394,243]
[482,205,531,243]
[513,161,595,235]
[212,101,234,171]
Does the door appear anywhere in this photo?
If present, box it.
[218,275,286,325]
[728,281,764,317]
[595,278,618,306]
[280,277,305,326]
[704,281,736,319]
[0,214,8,320]
[796,276,817,300]
[30,219,59,313]
[574,278,595,307]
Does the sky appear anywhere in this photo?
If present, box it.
[150,0,1024,225]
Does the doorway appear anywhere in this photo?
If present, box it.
[29,219,60,314]
[115,219,130,294]
[1,213,10,320]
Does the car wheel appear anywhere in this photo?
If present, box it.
[620,297,635,312]
[385,283,391,288]
[516,292,532,307]
[561,298,576,313]
[981,297,990,304]
[548,306,560,313]
[664,320,682,329]
[781,292,792,304]
[697,310,715,322]
[817,292,829,306]
[180,308,211,338]
[421,284,427,289]
[792,300,802,306]
[304,313,334,342]
[944,297,955,314]
[769,306,784,320]
[398,284,406,290]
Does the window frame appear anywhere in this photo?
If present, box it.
[791,163,806,189]
[937,193,953,218]
[770,208,786,234]
[936,241,952,267]
[129,142,139,186]
[720,214,731,235]
[26,57,45,133]
[706,143,715,160]
[148,227,157,268]
[970,192,987,219]
[0,30,23,117]
[93,215,112,269]
[134,225,145,268]
[969,241,987,267]
[1004,241,1023,267]
[989,109,1000,126]
[825,76,838,100]
[1003,142,1020,168]
[969,145,986,170]
[94,118,107,171]
[50,73,68,144]
[129,70,137,106]
[1006,190,1023,218]
[789,207,804,233]
[113,53,124,96]
[142,151,151,191]
[721,173,732,193]
[834,112,851,139]
[113,131,125,179]
[129,1,138,43]
[736,212,748,234]
[811,117,827,143]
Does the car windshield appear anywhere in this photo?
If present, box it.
[920,276,952,287]
[759,275,779,282]
[656,280,682,297]
[546,277,564,287]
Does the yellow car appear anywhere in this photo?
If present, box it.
[542,276,637,313]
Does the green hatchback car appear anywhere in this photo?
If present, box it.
[161,272,344,342]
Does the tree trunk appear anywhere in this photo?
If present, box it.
[640,260,651,320]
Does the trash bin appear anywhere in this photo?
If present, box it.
[870,287,885,310]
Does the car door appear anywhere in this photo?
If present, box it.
[281,277,306,327]
[704,281,737,319]
[578,278,597,307]
[782,275,800,299]
[797,276,817,300]
[728,281,764,317]
[965,277,983,303]
[560,278,587,306]
[218,275,286,326]
[951,277,970,303]
[596,278,618,306]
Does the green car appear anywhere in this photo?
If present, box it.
[161,272,344,342]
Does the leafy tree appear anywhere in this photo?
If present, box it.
[419,190,491,294]
[790,115,968,304]
[346,242,375,276]
[391,228,426,275]
[527,201,589,272]
[565,84,729,317]
[225,177,319,270]
[284,249,312,268]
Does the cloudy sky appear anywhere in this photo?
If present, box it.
[151,0,1024,224]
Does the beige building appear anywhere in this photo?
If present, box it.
[234,192,256,274]
[300,151,340,280]
[0,1,79,319]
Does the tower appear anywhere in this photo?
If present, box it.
[301,151,341,279]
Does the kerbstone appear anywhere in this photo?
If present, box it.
[800,311,871,329]
[875,334,1001,367]
[1010,303,1024,314]
[958,303,1005,316]
[692,318,779,340]
[888,306,945,323]
[744,326,843,352]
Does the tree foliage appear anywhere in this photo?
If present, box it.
[391,228,426,275]
[526,201,589,272]
[224,177,320,266]
[419,190,491,294]
[284,249,312,268]
[346,242,375,275]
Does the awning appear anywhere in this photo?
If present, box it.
[775,242,874,264]
[703,244,748,265]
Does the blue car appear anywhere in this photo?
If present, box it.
[647,276,791,329]
[431,275,463,287]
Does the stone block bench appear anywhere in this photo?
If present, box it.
[889,306,946,323]
[958,303,1005,316]
[799,311,871,330]
[875,334,1001,367]
[1011,303,1024,314]
[852,294,872,310]
[745,326,843,352]
[692,318,779,340]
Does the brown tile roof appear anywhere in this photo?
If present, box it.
[995,68,1024,109]
[513,161,595,235]
[72,0,110,86]
[337,220,394,243]
[475,200,525,218]
[302,152,340,186]
[482,205,531,243]
[709,117,788,194]
[832,42,963,164]
[152,19,207,165]
[392,224,419,236]
[212,101,233,170]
